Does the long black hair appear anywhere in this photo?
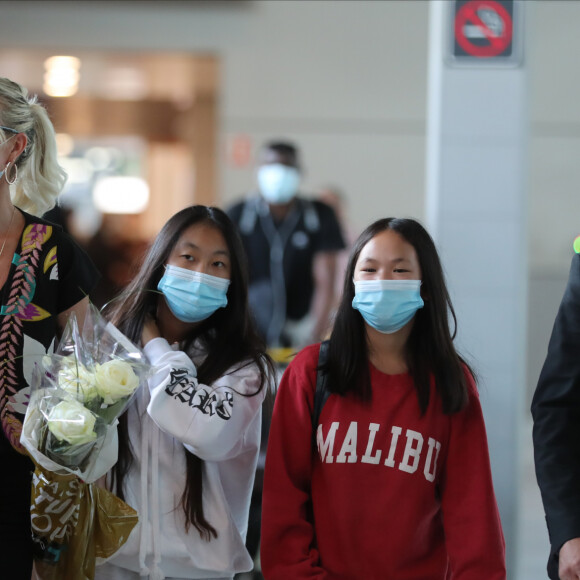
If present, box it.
[105,205,274,540]
[322,217,470,415]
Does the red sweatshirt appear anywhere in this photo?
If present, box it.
[261,344,506,580]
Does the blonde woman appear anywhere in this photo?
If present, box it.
[0,77,99,579]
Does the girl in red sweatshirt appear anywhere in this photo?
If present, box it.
[261,217,506,579]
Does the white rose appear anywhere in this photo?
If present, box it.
[95,359,139,405]
[46,399,97,445]
[58,359,99,403]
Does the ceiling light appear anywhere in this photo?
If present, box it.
[44,56,81,97]
[93,176,150,214]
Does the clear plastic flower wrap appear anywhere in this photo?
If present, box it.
[19,303,147,580]
[21,302,150,481]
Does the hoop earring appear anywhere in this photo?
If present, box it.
[5,163,17,185]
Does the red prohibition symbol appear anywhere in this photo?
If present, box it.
[455,0,513,58]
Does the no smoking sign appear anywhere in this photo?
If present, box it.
[451,0,520,64]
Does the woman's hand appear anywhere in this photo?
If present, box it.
[142,315,161,346]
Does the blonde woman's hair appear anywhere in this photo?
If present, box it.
[0,77,67,216]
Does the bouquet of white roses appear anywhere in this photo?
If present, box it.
[21,302,149,480]
[20,303,147,580]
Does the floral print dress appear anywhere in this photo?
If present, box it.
[0,209,98,576]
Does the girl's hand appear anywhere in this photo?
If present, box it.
[142,315,161,346]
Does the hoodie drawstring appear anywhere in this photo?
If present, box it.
[139,388,151,578]
[150,423,165,579]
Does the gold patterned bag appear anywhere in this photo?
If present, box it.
[31,463,138,580]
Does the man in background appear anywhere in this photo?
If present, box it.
[227,140,345,350]
[227,141,345,577]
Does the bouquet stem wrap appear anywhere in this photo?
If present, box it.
[31,465,138,580]
[21,303,149,579]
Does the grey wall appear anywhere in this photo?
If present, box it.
[0,0,430,234]
[526,1,580,402]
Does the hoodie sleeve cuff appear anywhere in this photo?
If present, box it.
[143,336,173,365]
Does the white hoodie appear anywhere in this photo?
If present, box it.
[101,337,266,580]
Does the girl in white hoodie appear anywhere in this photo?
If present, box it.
[96,205,274,580]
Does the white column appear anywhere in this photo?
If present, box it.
[426,1,528,574]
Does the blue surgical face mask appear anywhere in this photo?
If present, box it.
[257,163,300,204]
[352,279,424,334]
[157,264,230,323]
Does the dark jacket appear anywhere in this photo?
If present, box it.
[532,252,580,579]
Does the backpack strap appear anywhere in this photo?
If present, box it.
[238,195,261,235]
[302,199,321,233]
[312,340,331,448]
